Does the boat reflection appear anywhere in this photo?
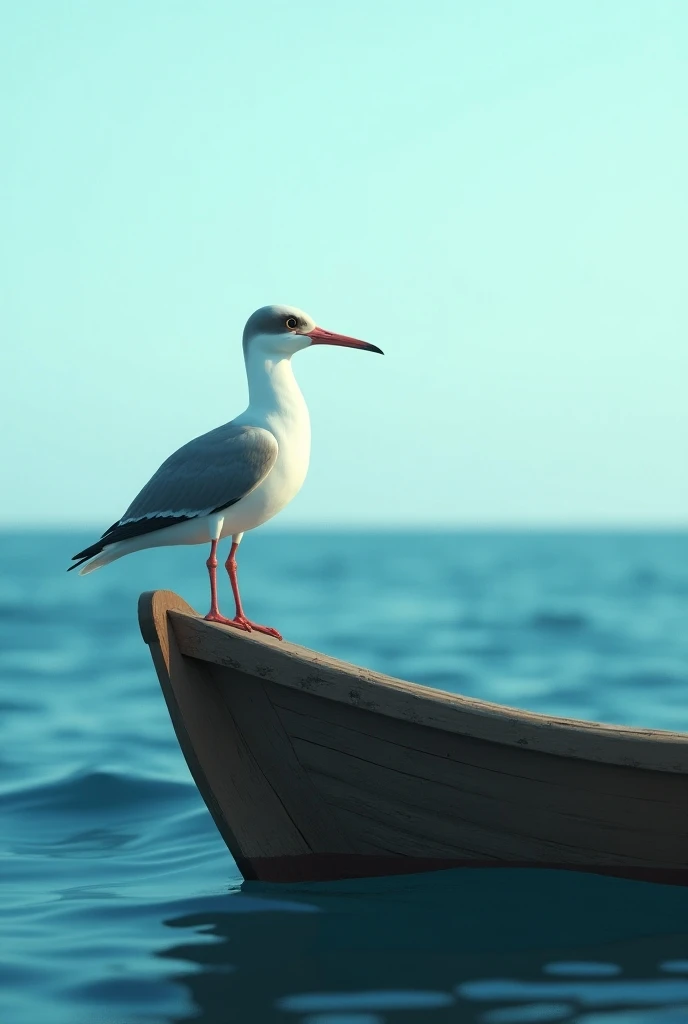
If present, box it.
[157,868,688,1023]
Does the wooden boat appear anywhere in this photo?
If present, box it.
[139,590,688,885]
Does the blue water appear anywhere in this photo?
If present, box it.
[1,530,688,1024]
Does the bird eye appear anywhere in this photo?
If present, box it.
[285,317,298,330]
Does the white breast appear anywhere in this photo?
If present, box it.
[219,353,312,537]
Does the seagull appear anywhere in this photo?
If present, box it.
[69,305,382,640]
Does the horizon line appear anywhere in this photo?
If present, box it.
[1,522,687,534]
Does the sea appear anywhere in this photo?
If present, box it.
[1,530,688,1024]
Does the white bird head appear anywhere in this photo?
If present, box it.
[242,305,383,360]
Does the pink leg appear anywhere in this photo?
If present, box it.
[224,541,282,640]
[204,539,234,625]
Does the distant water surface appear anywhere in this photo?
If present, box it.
[1,530,687,1024]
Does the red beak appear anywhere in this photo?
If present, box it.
[302,325,383,355]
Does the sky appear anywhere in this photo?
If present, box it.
[2,0,687,528]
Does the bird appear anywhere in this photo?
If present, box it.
[69,305,383,640]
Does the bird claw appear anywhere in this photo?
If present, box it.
[237,614,282,638]
[204,611,282,641]
[244,621,283,640]
[204,611,238,627]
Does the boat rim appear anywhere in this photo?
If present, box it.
[139,589,688,774]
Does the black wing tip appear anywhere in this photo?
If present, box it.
[68,516,124,570]
[68,538,107,572]
[67,556,91,573]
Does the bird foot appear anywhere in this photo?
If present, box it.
[236,616,283,640]
[204,611,237,626]
[204,611,282,641]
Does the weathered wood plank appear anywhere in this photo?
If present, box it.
[296,739,684,865]
[331,804,503,860]
[270,684,687,806]
[304,764,622,864]
[207,664,359,855]
[273,697,688,835]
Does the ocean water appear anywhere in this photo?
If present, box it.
[1,529,688,1024]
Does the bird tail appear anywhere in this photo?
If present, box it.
[68,538,125,574]
[76,550,120,575]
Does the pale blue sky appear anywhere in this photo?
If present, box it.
[2,0,687,527]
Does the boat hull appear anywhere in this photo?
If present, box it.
[139,591,688,884]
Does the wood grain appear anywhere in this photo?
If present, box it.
[271,691,687,819]
[296,738,683,865]
[206,664,358,855]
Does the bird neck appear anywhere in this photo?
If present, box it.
[244,350,307,421]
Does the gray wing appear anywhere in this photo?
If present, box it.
[121,421,278,524]
[70,423,278,566]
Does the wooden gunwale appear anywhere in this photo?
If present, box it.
[165,605,688,773]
